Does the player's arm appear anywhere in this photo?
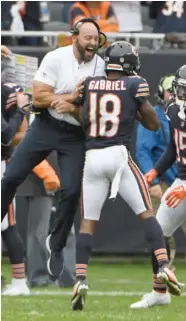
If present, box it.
[136,124,160,183]
[137,100,160,131]
[133,77,160,130]
[11,116,28,146]
[1,110,24,146]
[154,129,177,175]
[33,82,77,108]
[1,45,12,59]
[145,125,177,185]
[33,52,81,109]
[68,78,89,124]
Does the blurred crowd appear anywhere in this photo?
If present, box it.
[2,1,186,48]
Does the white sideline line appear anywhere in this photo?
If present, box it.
[31,290,186,296]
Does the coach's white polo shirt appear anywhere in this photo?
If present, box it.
[34,45,105,125]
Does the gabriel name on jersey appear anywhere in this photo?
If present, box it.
[166,102,186,180]
[81,75,149,151]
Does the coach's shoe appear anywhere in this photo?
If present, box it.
[2,283,30,296]
[71,279,88,311]
[130,290,171,309]
[157,265,185,296]
[46,234,64,278]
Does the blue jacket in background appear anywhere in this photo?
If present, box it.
[136,105,177,186]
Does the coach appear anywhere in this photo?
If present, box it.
[1,18,106,278]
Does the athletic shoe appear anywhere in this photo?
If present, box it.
[2,283,30,296]
[46,234,64,278]
[130,290,171,309]
[157,265,185,296]
[71,279,88,311]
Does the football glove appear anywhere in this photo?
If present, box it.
[165,184,186,208]
[144,169,158,186]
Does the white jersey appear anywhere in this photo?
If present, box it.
[34,45,105,125]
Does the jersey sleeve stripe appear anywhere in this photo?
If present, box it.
[138,83,149,87]
[135,92,150,97]
[137,87,149,93]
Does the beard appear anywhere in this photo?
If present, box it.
[76,38,98,62]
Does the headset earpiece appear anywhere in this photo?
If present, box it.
[156,74,174,102]
[158,80,164,100]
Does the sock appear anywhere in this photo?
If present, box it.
[2,225,25,263]
[143,217,169,267]
[153,274,167,294]
[76,233,93,280]
[151,252,167,293]
[12,263,25,281]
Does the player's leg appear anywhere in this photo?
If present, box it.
[118,156,183,302]
[181,220,186,262]
[46,141,85,278]
[1,202,30,296]
[156,180,186,266]
[1,117,52,221]
[1,160,29,295]
[27,196,52,287]
[157,179,186,238]
[131,179,186,308]
[71,158,110,311]
[130,184,186,308]
[150,182,176,265]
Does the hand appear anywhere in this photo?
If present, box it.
[144,169,158,186]
[1,45,12,59]
[51,98,75,114]
[165,184,186,208]
[149,184,163,199]
[71,78,86,102]
[16,92,30,110]
[43,173,60,192]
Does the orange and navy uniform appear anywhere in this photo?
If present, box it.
[79,75,152,211]
[70,1,119,32]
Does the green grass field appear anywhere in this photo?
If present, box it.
[2,259,186,321]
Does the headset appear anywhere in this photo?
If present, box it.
[70,17,107,48]
[155,74,175,102]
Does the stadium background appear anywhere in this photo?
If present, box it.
[2,0,186,255]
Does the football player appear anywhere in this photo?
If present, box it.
[131,64,186,309]
[1,81,30,295]
[71,41,184,311]
[1,81,60,295]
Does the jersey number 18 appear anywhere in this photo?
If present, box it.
[89,93,121,138]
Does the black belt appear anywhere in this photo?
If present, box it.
[38,109,84,135]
